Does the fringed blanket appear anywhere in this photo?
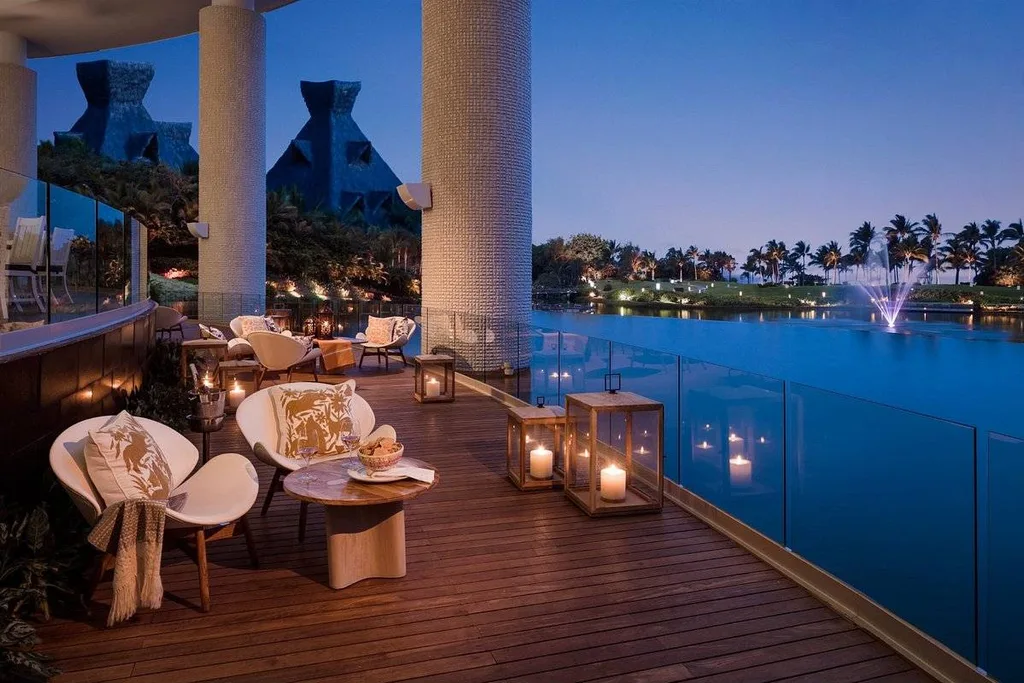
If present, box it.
[88,499,166,626]
[318,339,356,372]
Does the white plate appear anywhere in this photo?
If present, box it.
[346,466,408,483]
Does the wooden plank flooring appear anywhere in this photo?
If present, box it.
[38,363,934,683]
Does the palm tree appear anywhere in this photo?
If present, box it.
[848,222,876,280]
[892,235,928,281]
[791,241,812,285]
[959,222,982,248]
[939,236,971,285]
[1001,219,1024,245]
[764,240,787,284]
[920,214,944,283]
[824,241,843,284]
[685,245,700,281]
[981,219,1004,269]
[747,247,766,283]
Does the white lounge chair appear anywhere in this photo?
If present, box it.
[6,216,46,313]
[357,316,416,370]
[154,305,186,341]
[49,416,260,613]
[236,381,396,541]
[225,315,294,360]
[247,330,322,389]
[48,227,75,305]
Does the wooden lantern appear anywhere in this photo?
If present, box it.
[564,391,664,516]
[316,302,334,339]
[413,354,455,403]
[507,405,565,491]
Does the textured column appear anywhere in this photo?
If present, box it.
[0,31,36,234]
[421,0,532,372]
[198,4,266,323]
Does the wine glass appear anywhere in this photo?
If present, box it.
[340,414,362,455]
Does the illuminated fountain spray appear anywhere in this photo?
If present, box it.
[857,235,913,328]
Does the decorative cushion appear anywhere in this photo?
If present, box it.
[84,412,173,507]
[237,315,271,338]
[269,380,358,459]
[264,316,281,333]
[198,323,226,341]
[365,316,396,345]
[293,335,315,354]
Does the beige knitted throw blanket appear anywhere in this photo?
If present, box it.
[87,499,167,626]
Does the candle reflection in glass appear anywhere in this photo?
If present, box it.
[729,455,752,487]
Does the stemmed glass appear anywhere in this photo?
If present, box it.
[340,414,362,455]
[295,425,320,483]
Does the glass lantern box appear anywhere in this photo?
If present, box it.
[506,405,565,491]
[565,391,664,516]
[413,354,455,403]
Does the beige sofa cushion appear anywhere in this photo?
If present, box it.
[365,316,396,345]
[85,412,173,507]
[269,380,358,458]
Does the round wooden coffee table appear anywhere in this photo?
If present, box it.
[283,457,437,589]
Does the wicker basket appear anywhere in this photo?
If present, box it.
[358,444,404,474]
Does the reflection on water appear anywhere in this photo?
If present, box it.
[592,304,1024,342]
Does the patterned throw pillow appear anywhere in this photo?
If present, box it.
[269,380,358,459]
[85,412,174,507]
[293,335,315,354]
[264,316,281,333]
[237,315,271,338]
[198,323,226,341]
[365,316,396,345]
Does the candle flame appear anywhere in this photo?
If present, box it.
[729,455,750,465]
[604,464,624,474]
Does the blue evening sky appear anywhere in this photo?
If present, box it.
[30,0,1024,261]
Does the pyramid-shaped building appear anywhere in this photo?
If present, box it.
[54,60,198,171]
[266,80,402,224]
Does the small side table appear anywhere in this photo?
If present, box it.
[181,339,228,384]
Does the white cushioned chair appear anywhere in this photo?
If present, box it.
[154,305,186,341]
[236,381,396,541]
[50,417,260,613]
[357,316,416,370]
[247,330,322,389]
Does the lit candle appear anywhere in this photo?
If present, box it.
[758,436,766,444]
[728,433,744,457]
[729,455,752,487]
[229,381,245,409]
[425,376,441,398]
[600,464,627,502]
[695,440,712,450]
[530,446,553,479]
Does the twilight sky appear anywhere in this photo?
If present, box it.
[30,0,1024,261]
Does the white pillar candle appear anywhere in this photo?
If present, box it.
[228,381,246,409]
[530,446,553,479]
[425,376,441,398]
[600,464,627,502]
[729,455,752,487]
[728,433,744,457]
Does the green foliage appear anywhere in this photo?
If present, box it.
[148,274,198,306]
[120,341,190,431]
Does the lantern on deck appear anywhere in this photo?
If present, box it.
[506,405,565,491]
[413,354,455,403]
[564,391,664,516]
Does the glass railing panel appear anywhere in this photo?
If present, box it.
[986,431,1024,682]
[48,184,98,322]
[610,342,680,483]
[483,315,520,395]
[786,382,976,660]
[1,170,47,330]
[680,358,785,542]
[527,325,565,407]
[97,201,126,311]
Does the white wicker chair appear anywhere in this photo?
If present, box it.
[357,317,416,370]
[236,381,396,541]
[49,416,260,613]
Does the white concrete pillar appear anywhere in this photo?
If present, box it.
[0,31,37,243]
[420,0,532,372]
[197,3,266,323]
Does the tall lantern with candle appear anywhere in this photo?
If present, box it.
[564,391,664,516]
[506,405,566,491]
[413,353,456,403]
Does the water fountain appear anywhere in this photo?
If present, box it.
[857,235,913,328]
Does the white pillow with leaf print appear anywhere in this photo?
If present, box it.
[84,411,173,507]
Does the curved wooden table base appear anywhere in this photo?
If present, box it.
[283,457,437,590]
[326,501,405,589]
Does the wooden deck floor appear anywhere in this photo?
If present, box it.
[38,365,934,683]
